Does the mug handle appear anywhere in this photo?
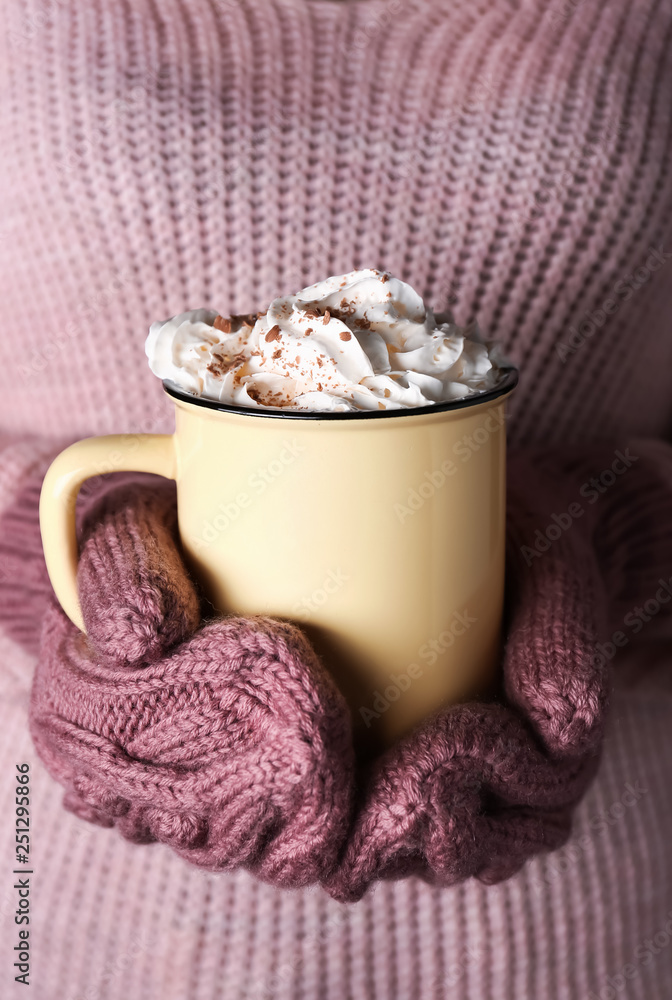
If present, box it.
[39,434,176,632]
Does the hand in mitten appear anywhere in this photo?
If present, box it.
[327,440,672,901]
[326,449,611,901]
[29,479,354,889]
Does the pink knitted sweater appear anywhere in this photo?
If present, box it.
[1,0,672,997]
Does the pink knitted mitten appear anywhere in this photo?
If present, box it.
[30,479,354,888]
[326,450,610,900]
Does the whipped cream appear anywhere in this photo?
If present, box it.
[145,269,504,412]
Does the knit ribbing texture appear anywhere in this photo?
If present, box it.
[1,0,671,446]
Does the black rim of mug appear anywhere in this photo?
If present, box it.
[162,366,519,420]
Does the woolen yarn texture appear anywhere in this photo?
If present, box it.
[0,0,672,990]
[20,449,629,901]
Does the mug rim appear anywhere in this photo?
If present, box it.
[162,365,518,420]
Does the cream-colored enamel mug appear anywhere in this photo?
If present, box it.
[40,369,517,745]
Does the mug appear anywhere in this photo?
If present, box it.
[40,369,518,745]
